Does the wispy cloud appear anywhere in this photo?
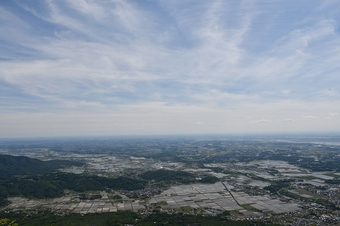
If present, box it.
[303,115,317,119]
[282,119,293,123]
[0,0,340,137]
[252,119,273,123]
[326,112,339,120]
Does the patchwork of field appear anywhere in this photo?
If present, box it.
[6,197,145,214]
[5,182,300,215]
[152,182,300,214]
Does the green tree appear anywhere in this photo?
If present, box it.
[0,218,18,226]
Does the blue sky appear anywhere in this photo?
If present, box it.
[1,0,340,137]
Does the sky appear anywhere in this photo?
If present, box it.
[0,0,340,138]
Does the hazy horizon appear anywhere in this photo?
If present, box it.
[1,131,339,141]
[1,1,339,138]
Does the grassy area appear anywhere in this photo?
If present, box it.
[157,201,168,206]
[181,206,193,212]
[294,176,319,180]
[282,189,339,210]
[294,189,321,199]
[241,204,261,212]
[324,173,340,179]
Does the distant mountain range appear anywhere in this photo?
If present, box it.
[0,154,82,176]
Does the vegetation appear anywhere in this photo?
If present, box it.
[263,181,291,194]
[241,204,261,212]
[205,167,224,173]
[112,194,122,200]
[0,211,283,226]
[0,199,10,208]
[325,179,340,184]
[0,218,18,226]
[0,173,146,201]
[0,154,82,177]
[200,175,219,184]
[280,190,340,210]
[140,169,196,184]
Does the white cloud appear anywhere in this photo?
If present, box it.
[1,99,339,137]
[252,119,273,123]
[282,90,290,95]
[1,0,340,137]
[282,119,293,122]
[326,112,339,119]
[65,0,106,20]
[303,115,317,119]
[194,122,205,125]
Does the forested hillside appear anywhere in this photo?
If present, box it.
[0,154,81,176]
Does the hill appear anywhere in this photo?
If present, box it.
[0,154,82,176]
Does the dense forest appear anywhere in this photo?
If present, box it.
[0,173,146,202]
[0,154,82,206]
[0,154,82,176]
[140,169,196,183]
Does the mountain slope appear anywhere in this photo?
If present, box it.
[0,154,81,176]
